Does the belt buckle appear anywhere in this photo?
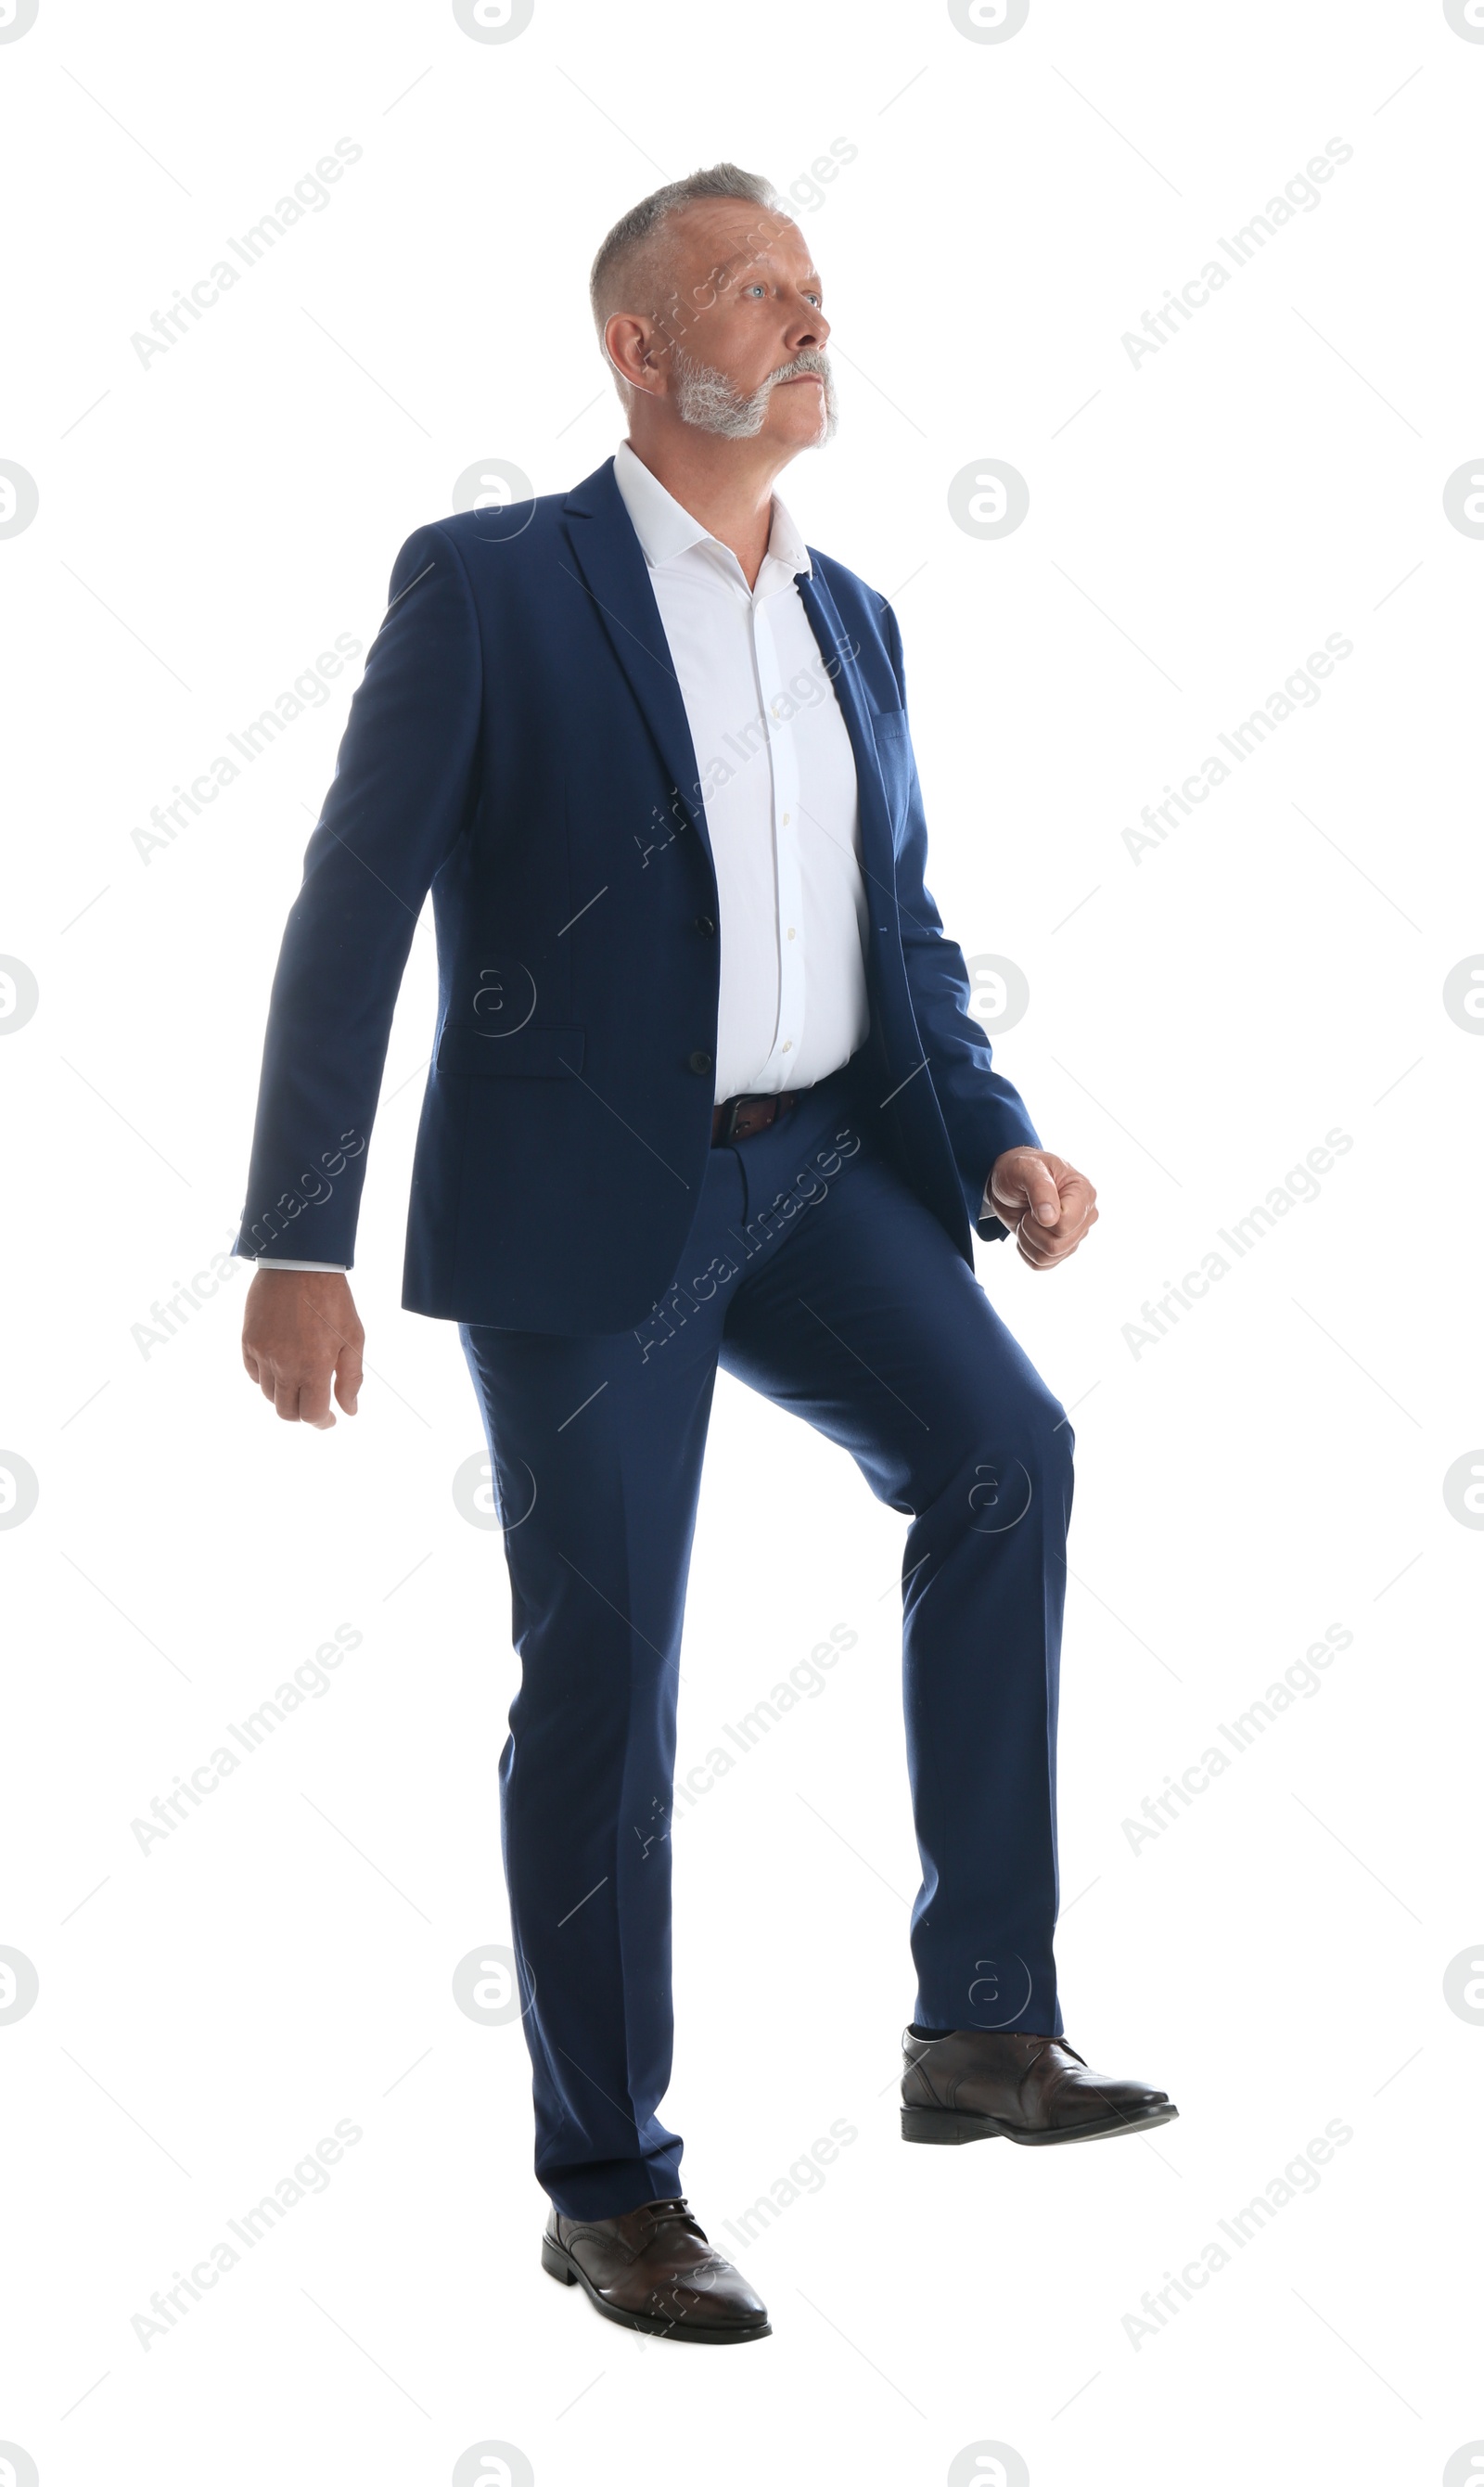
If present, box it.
[721,1094,746,1145]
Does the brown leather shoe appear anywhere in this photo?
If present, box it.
[902,2028,1177,2147]
[541,2196,771,2343]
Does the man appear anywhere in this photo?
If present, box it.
[237,162,1176,2348]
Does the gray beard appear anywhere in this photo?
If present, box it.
[671,345,838,442]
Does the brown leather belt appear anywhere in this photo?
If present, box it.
[711,1089,800,1147]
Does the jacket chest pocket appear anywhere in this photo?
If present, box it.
[870,707,913,826]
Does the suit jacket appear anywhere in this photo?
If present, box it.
[233,455,1041,1333]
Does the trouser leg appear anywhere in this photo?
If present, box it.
[718,1125,1073,2036]
[460,1284,723,2220]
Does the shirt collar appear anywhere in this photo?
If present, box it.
[612,437,812,585]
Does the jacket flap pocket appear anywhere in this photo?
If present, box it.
[435,1025,585,1079]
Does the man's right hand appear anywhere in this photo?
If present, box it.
[241,1269,365,1429]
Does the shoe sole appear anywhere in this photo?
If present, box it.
[901,2101,1179,2147]
[541,2234,772,2342]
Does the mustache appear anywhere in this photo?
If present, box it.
[768,349,831,388]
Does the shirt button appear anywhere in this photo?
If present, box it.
[782,813,790,826]
[787,927,796,940]
[688,1049,713,1076]
[782,1039,793,1052]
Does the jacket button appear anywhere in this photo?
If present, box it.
[694,914,717,936]
[688,1049,713,1076]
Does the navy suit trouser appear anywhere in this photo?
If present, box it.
[460,1049,1074,2220]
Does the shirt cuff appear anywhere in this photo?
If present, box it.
[977,1177,1011,1244]
[252,1259,349,1273]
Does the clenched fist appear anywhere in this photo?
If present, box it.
[987,1147,1099,1272]
[241,1269,365,1428]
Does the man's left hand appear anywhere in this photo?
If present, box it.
[986,1147,1099,1272]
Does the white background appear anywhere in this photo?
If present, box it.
[2,1,1481,2481]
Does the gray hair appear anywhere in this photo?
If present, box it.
[588,161,785,355]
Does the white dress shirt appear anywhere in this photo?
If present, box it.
[257,443,873,1267]
[612,438,870,1106]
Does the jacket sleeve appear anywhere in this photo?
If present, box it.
[880,600,1041,1242]
[233,522,481,1268]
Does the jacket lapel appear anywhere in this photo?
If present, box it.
[796,563,897,909]
[559,458,713,878]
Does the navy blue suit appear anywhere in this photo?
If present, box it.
[236,458,1075,2219]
